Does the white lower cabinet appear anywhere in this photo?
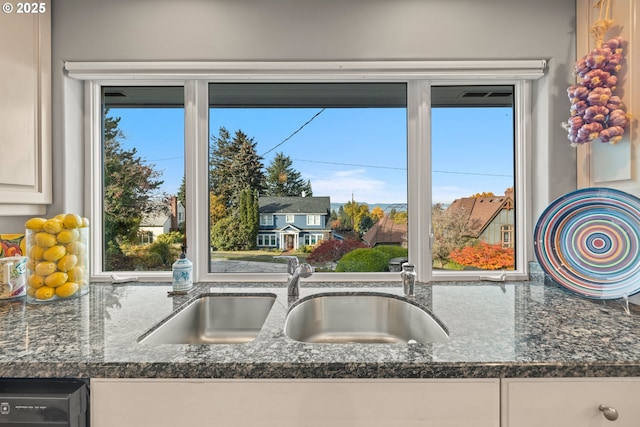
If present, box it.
[502,378,640,427]
[91,378,500,427]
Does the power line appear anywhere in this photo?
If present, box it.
[260,108,326,156]
[293,158,511,177]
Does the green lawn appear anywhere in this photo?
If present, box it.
[211,249,309,264]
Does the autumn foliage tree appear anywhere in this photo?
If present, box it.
[103,113,166,269]
[449,242,515,270]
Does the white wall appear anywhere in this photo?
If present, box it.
[2,0,578,252]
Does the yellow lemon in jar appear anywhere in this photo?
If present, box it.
[28,274,45,289]
[55,282,79,298]
[43,219,64,234]
[66,240,86,255]
[67,266,84,283]
[57,254,78,272]
[35,261,57,276]
[25,217,47,230]
[81,217,90,228]
[62,213,82,229]
[26,259,37,271]
[45,271,68,288]
[53,213,66,221]
[57,229,79,244]
[29,245,46,261]
[34,286,55,300]
[35,232,57,248]
[43,245,66,262]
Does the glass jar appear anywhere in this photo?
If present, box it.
[24,214,90,303]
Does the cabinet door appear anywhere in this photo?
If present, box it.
[502,378,640,427]
[0,2,51,215]
[92,378,499,427]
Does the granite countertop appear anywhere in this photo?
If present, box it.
[1,280,640,379]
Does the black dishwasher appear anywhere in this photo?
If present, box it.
[0,379,88,426]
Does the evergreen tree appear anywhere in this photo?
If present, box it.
[103,113,165,245]
[209,127,265,210]
[264,152,312,197]
[238,188,259,249]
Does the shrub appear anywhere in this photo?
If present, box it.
[156,231,184,245]
[449,241,515,270]
[211,216,253,250]
[335,248,389,272]
[307,239,368,264]
[373,245,408,260]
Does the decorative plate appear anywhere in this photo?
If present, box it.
[534,187,640,300]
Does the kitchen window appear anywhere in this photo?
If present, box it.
[68,60,545,282]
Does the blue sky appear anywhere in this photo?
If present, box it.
[111,106,513,205]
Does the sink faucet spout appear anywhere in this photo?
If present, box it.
[274,256,314,297]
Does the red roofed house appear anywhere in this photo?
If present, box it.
[362,216,408,248]
[445,189,515,248]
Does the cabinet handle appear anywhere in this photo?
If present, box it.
[599,404,619,421]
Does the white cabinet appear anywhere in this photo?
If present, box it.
[0,2,51,215]
[91,378,500,427]
[502,378,640,427]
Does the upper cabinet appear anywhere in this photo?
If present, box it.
[576,0,638,194]
[0,1,51,215]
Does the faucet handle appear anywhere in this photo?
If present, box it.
[274,255,299,274]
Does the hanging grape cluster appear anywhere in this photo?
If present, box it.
[563,36,630,146]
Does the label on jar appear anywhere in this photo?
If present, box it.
[172,258,193,291]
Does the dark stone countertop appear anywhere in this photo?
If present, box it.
[1,280,640,379]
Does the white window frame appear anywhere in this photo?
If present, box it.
[259,214,274,226]
[67,60,545,283]
[285,214,295,223]
[305,234,324,246]
[306,215,321,226]
[257,234,277,247]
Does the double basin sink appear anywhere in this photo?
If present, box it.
[138,290,449,345]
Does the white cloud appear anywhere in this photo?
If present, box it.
[432,186,475,204]
[308,169,406,204]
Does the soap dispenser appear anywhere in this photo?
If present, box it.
[172,245,193,292]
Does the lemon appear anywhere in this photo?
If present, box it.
[35,232,57,248]
[26,259,37,271]
[55,282,79,298]
[45,271,68,288]
[34,286,55,300]
[53,213,67,222]
[63,213,83,229]
[66,240,86,255]
[57,229,79,244]
[43,245,66,262]
[29,245,46,261]
[57,254,78,272]
[81,217,90,228]
[35,261,57,276]
[27,274,45,289]
[43,219,64,234]
[67,266,84,282]
[25,217,47,230]
[26,286,37,298]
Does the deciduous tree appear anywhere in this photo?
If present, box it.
[103,113,165,249]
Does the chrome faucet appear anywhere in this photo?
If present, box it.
[275,256,314,297]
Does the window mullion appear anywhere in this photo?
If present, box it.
[407,80,432,282]
[185,80,209,282]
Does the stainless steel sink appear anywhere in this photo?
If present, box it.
[138,293,276,344]
[284,292,448,344]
